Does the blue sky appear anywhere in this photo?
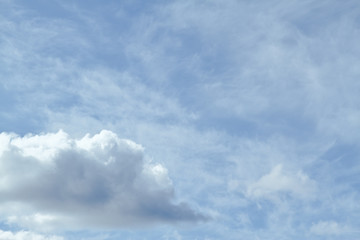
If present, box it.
[0,0,360,239]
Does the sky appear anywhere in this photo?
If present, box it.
[0,0,360,239]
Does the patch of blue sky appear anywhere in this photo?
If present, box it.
[0,0,360,239]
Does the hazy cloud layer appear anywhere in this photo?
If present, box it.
[310,221,354,236]
[0,130,206,230]
[0,230,63,240]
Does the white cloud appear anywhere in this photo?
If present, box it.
[1,0,360,239]
[246,164,316,200]
[310,221,351,236]
[154,0,360,143]
[0,130,206,231]
[0,230,63,240]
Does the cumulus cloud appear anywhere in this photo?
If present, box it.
[0,130,206,231]
[0,230,63,240]
[246,165,316,200]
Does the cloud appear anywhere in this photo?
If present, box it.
[0,130,207,231]
[246,164,316,200]
[310,221,352,236]
[1,0,360,239]
[0,230,63,240]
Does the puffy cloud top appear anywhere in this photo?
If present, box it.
[0,130,206,231]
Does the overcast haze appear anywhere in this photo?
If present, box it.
[1,0,360,239]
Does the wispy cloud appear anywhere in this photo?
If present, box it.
[0,230,63,240]
[246,164,316,200]
[310,221,354,236]
[1,0,360,239]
